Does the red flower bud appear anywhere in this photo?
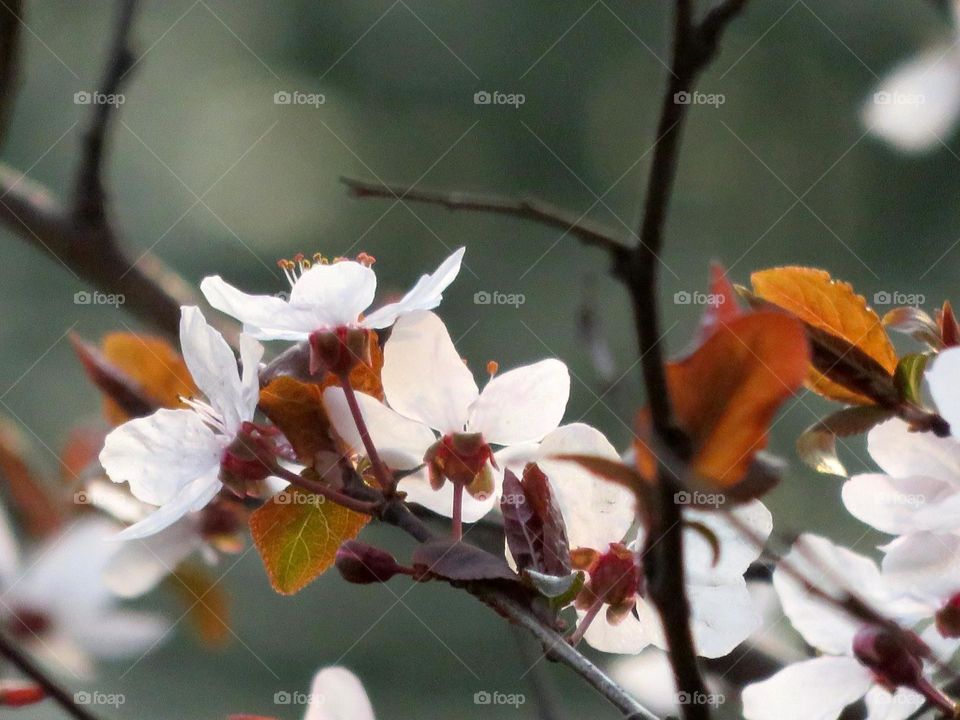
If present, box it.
[936,593,960,639]
[852,626,924,689]
[308,326,370,376]
[578,543,642,609]
[335,541,408,584]
[219,422,280,497]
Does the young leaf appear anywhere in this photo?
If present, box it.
[796,406,895,476]
[259,377,337,464]
[884,307,943,349]
[249,487,369,595]
[751,267,897,404]
[894,353,930,406]
[524,568,585,609]
[412,539,518,583]
[685,262,744,354]
[500,465,571,577]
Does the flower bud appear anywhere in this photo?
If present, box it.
[936,593,960,638]
[335,541,407,584]
[577,543,642,612]
[852,625,924,689]
[308,326,370,376]
[219,422,279,497]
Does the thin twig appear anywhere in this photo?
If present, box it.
[0,0,22,148]
[0,632,101,720]
[341,176,631,261]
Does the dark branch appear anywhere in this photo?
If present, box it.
[0,0,21,148]
[341,176,631,262]
[0,632,101,720]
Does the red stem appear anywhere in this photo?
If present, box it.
[451,480,464,540]
[273,464,381,516]
[568,595,605,647]
[338,372,395,493]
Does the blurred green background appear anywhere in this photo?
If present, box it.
[1,0,958,717]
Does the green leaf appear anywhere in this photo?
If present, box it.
[894,353,930,406]
[797,406,894,477]
[249,488,369,595]
[524,569,584,608]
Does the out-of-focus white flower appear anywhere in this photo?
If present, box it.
[579,501,772,659]
[863,3,960,153]
[303,666,375,720]
[741,535,929,720]
[323,310,570,520]
[200,248,464,341]
[0,510,168,679]
[99,307,264,539]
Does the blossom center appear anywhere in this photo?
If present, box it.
[425,432,495,498]
[219,421,281,497]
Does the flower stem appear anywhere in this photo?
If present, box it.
[914,677,956,717]
[337,372,395,493]
[273,464,381,516]
[568,595,604,647]
[451,480,464,540]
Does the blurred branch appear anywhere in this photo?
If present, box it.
[0,0,21,147]
[0,632,101,720]
[0,0,236,343]
[341,176,631,261]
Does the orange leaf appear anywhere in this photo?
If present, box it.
[637,312,809,489]
[751,267,896,404]
[99,333,196,424]
[0,420,63,539]
[259,377,337,464]
[250,488,369,595]
[166,561,231,647]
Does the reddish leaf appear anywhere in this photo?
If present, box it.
[412,540,518,583]
[501,465,571,577]
[166,561,231,647]
[0,420,63,539]
[259,377,337,465]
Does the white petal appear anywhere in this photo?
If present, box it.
[290,261,376,327]
[534,424,635,551]
[864,45,960,153]
[742,656,873,720]
[70,611,170,659]
[684,501,771,582]
[398,467,497,522]
[201,275,316,340]
[103,518,201,598]
[362,247,465,329]
[608,650,681,718]
[0,500,20,586]
[688,578,761,658]
[239,333,264,423]
[864,686,925,720]
[928,347,960,435]
[304,666,376,720]
[115,474,221,541]
[842,473,960,534]
[468,359,570,445]
[99,408,223,506]
[865,418,960,486]
[322,387,436,470]
[919,622,960,666]
[180,306,255,434]
[381,311,478,433]
[581,600,654,654]
[881,532,960,602]
[772,534,880,655]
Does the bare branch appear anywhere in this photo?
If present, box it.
[341,176,631,261]
[0,0,22,147]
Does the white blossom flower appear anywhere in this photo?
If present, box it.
[199,248,465,341]
[323,310,570,520]
[304,666,375,720]
[863,2,960,153]
[0,508,169,678]
[99,306,264,540]
[579,501,772,659]
[741,535,927,720]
